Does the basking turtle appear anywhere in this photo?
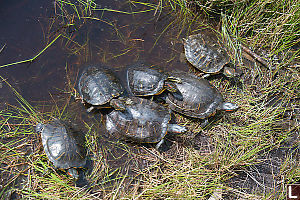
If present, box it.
[166,71,238,119]
[78,65,126,112]
[183,33,240,78]
[106,97,187,149]
[36,119,86,179]
[127,63,183,100]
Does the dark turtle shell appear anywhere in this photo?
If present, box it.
[78,65,124,106]
[106,97,170,143]
[127,64,170,96]
[166,71,224,119]
[183,33,230,74]
[36,120,86,170]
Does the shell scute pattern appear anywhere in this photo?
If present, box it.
[166,71,223,119]
[37,120,86,170]
[78,65,124,106]
[106,97,170,143]
[127,64,168,96]
[184,33,230,74]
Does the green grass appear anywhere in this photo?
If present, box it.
[0,0,299,199]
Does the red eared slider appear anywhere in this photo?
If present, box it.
[183,33,239,77]
[127,63,183,100]
[166,71,238,119]
[36,120,86,179]
[78,65,126,112]
[106,97,187,149]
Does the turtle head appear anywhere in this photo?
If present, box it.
[167,124,187,134]
[67,168,79,180]
[164,82,178,93]
[223,66,242,78]
[218,102,239,111]
[166,76,182,84]
[110,98,127,111]
[164,81,183,101]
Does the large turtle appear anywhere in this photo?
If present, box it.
[36,119,87,179]
[127,63,183,100]
[165,71,238,119]
[78,65,126,112]
[183,33,240,78]
[106,97,187,149]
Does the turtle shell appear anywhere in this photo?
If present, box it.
[127,64,169,96]
[106,97,171,143]
[36,120,86,169]
[166,71,223,118]
[78,65,124,106]
[183,33,230,74]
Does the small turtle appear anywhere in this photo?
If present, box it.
[78,65,126,112]
[183,33,240,78]
[106,97,187,149]
[127,63,183,100]
[166,71,238,119]
[36,119,86,179]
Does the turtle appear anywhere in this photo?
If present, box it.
[106,97,187,149]
[183,33,240,78]
[35,119,87,179]
[127,63,183,101]
[78,65,126,112]
[165,71,239,119]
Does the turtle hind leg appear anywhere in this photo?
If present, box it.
[218,102,239,111]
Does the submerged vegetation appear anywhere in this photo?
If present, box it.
[0,0,299,199]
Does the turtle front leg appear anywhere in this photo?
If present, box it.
[155,124,187,150]
[155,139,165,150]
